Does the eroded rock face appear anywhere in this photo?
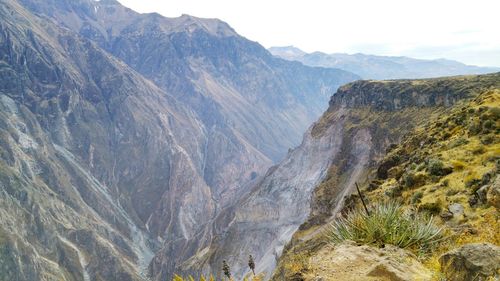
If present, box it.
[439,243,500,281]
[1,0,358,280]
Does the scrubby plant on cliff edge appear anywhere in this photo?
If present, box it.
[328,201,444,250]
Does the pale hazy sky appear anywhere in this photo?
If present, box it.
[117,0,500,67]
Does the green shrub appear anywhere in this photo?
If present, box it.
[402,172,428,188]
[328,202,443,250]
[428,159,446,176]
[480,134,496,145]
[449,137,468,148]
[483,119,495,130]
[411,191,424,204]
[489,107,500,120]
[418,201,442,215]
[468,121,482,135]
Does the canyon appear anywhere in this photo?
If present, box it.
[0,0,498,280]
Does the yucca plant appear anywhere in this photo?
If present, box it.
[328,201,443,250]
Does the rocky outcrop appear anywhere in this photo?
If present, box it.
[440,243,500,281]
[299,242,432,281]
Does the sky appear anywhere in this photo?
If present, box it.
[117,0,500,67]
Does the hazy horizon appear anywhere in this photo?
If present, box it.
[116,0,500,68]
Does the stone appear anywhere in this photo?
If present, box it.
[440,211,453,221]
[468,196,479,207]
[487,176,500,209]
[476,185,489,204]
[439,243,500,281]
[448,203,465,219]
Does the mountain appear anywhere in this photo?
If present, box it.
[186,72,500,279]
[269,46,500,80]
[0,0,358,280]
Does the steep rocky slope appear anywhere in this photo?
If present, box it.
[189,73,500,280]
[272,73,500,280]
[21,0,358,162]
[269,46,500,80]
[0,0,358,280]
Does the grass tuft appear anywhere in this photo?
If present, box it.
[327,201,443,250]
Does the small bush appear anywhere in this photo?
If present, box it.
[440,179,450,187]
[449,137,468,148]
[402,172,428,188]
[483,119,495,130]
[419,201,442,215]
[411,191,424,204]
[471,145,485,155]
[328,202,443,250]
[468,121,482,135]
[450,160,466,171]
[427,159,452,176]
[489,107,500,120]
[480,134,496,145]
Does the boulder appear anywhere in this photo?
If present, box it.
[439,243,500,281]
[448,203,465,220]
[304,241,432,281]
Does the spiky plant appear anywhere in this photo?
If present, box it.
[328,201,443,250]
[222,260,231,280]
[248,255,255,276]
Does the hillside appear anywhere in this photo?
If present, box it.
[269,46,500,80]
[186,73,500,280]
[272,73,500,280]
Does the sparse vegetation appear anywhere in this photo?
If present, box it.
[328,202,443,250]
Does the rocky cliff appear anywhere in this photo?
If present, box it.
[193,73,500,280]
[0,0,358,280]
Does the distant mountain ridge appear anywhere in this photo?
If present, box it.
[269,46,500,80]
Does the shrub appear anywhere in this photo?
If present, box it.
[450,160,466,171]
[427,159,451,176]
[411,191,424,204]
[440,179,450,187]
[489,107,500,120]
[483,119,495,130]
[480,134,496,145]
[471,145,485,155]
[328,202,443,250]
[402,172,428,188]
[448,137,468,148]
[468,121,482,135]
[418,201,442,215]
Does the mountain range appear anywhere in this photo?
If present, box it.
[269,46,500,80]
